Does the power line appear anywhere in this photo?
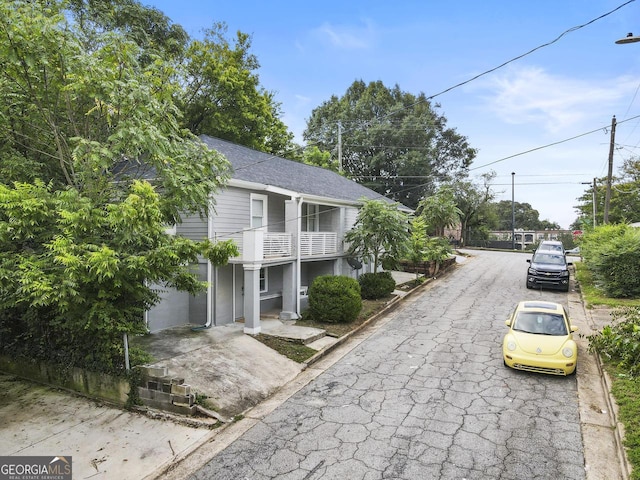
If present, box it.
[468,114,640,172]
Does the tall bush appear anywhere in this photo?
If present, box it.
[308,275,362,324]
[359,272,396,300]
[581,224,640,298]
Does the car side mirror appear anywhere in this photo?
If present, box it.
[526,259,531,263]
[571,325,578,333]
[505,319,512,327]
[567,262,573,266]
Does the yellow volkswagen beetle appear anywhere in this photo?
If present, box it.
[503,300,578,376]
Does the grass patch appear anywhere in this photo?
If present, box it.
[253,334,317,363]
[575,262,640,308]
[605,366,640,479]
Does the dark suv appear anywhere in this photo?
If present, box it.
[526,251,572,292]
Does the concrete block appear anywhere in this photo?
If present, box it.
[171,384,191,396]
[161,382,172,393]
[147,381,159,391]
[171,393,194,406]
[170,377,185,385]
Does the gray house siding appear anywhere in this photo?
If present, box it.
[215,264,234,325]
[147,285,190,333]
[177,213,207,241]
[211,187,249,248]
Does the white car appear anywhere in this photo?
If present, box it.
[565,247,580,255]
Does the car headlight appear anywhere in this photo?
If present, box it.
[507,340,517,351]
[528,268,537,275]
[561,270,569,277]
[562,347,574,358]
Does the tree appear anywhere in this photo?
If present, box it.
[302,145,340,173]
[303,80,476,209]
[451,172,496,246]
[575,159,640,227]
[344,199,410,273]
[179,23,295,156]
[408,216,429,281]
[66,0,189,62]
[0,1,237,373]
[417,186,463,237]
[488,201,559,231]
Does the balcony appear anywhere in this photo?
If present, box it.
[263,232,293,258]
[300,232,338,256]
[242,230,338,262]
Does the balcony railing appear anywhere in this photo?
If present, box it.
[263,232,293,258]
[242,230,338,261]
[300,232,338,256]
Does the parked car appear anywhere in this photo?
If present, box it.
[565,246,580,255]
[503,300,578,376]
[526,250,572,291]
[536,240,565,255]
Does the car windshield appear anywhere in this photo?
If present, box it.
[532,252,565,265]
[513,312,568,335]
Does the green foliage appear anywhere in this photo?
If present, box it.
[417,186,462,237]
[487,200,559,231]
[359,272,396,300]
[0,180,238,374]
[307,276,362,324]
[0,2,245,375]
[588,307,640,375]
[303,80,476,209]
[423,236,453,263]
[408,216,428,280]
[179,23,295,156]
[581,224,640,298]
[302,145,340,172]
[344,199,410,273]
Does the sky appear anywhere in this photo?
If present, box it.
[145,0,640,229]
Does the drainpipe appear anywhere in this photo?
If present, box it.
[296,196,303,316]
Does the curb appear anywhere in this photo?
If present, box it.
[580,301,631,480]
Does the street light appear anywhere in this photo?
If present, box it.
[511,172,515,250]
[581,179,597,228]
[616,32,640,44]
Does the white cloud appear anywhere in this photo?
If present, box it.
[476,66,639,133]
[312,19,376,49]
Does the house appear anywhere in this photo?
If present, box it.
[146,136,404,335]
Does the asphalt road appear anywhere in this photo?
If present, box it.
[188,250,586,479]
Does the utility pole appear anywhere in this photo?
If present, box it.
[337,122,342,173]
[511,172,515,250]
[581,179,598,228]
[592,177,597,227]
[603,115,616,224]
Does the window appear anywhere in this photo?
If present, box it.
[251,194,268,230]
[303,203,319,232]
[259,268,268,293]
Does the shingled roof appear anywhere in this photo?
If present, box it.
[200,135,405,208]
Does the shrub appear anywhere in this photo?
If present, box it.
[359,271,396,300]
[308,275,362,324]
[588,307,640,375]
[581,225,640,298]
